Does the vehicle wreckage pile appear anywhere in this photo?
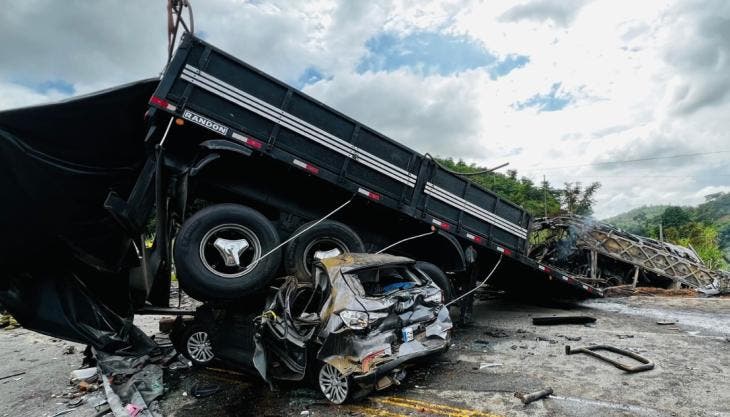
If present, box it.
[173,254,452,404]
[530,215,730,295]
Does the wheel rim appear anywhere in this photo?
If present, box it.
[319,363,349,404]
[301,237,349,276]
[186,331,214,363]
[199,224,262,278]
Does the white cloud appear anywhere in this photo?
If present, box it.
[1,0,728,219]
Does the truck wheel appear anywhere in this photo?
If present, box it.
[174,204,281,300]
[284,220,364,279]
[415,261,453,302]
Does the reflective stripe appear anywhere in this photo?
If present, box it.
[180,66,417,187]
[424,182,528,239]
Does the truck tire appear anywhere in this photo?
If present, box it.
[174,204,281,300]
[284,220,364,279]
[415,261,453,302]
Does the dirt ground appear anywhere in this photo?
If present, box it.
[2,295,729,417]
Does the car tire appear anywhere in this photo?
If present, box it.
[284,220,364,279]
[415,261,453,302]
[174,204,281,300]
[178,324,215,366]
[317,362,352,404]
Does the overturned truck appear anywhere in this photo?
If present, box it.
[0,31,604,350]
[530,215,730,294]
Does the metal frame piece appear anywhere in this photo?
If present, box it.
[565,344,654,373]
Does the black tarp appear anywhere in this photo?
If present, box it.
[0,79,159,349]
[0,79,157,270]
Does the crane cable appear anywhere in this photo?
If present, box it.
[424,153,509,176]
[167,0,194,63]
[445,254,502,307]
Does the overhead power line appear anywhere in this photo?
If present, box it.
[521,150,730,172]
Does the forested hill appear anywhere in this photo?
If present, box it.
[604,193,730,268]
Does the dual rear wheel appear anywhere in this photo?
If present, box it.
[173,203,364,300]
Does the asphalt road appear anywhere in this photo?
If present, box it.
[2,295,729,417]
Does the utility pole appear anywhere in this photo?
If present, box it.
[659,221,664,242]
[543,175,548,217]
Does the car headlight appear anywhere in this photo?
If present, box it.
[339,311,388,330]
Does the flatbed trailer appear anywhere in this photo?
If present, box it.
[115,33,601,302]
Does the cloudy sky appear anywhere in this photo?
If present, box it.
[1,0,728,218]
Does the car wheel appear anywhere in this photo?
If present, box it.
[415,261,453,302]
[318,363,351,404]
[174,204,281,301]
[180,325,215,366]
[284,220,364,280]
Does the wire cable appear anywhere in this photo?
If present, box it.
[375,230,437,254]
[521,150,730,172]
[445,254,502,307]
[249,195,354,266]
[425,153,508,176]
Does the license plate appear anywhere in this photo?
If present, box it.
[401,327,414,342]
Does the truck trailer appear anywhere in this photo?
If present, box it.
[0,34,599,347]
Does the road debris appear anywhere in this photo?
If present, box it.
[565,345,654,373]
[66,397,85,408]
[189,382,221,398]
[515,387,554,405]
[70,367,98,383]
[0,313,19,330]
[158,317,176,334]
[483,328,509,337]
[0,371,25,381]
[656,320,677,325]
[533,316,597,325]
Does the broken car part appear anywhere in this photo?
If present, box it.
[532,316,597,325]
[565,345,655,373]
[189,382,221,398]
[515,387,554,405]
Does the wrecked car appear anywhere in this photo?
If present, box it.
[171,253,452,403]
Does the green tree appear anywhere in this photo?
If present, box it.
[560,182,601,216]
[661,206,691,228]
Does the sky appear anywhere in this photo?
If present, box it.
[1,0,728,218]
